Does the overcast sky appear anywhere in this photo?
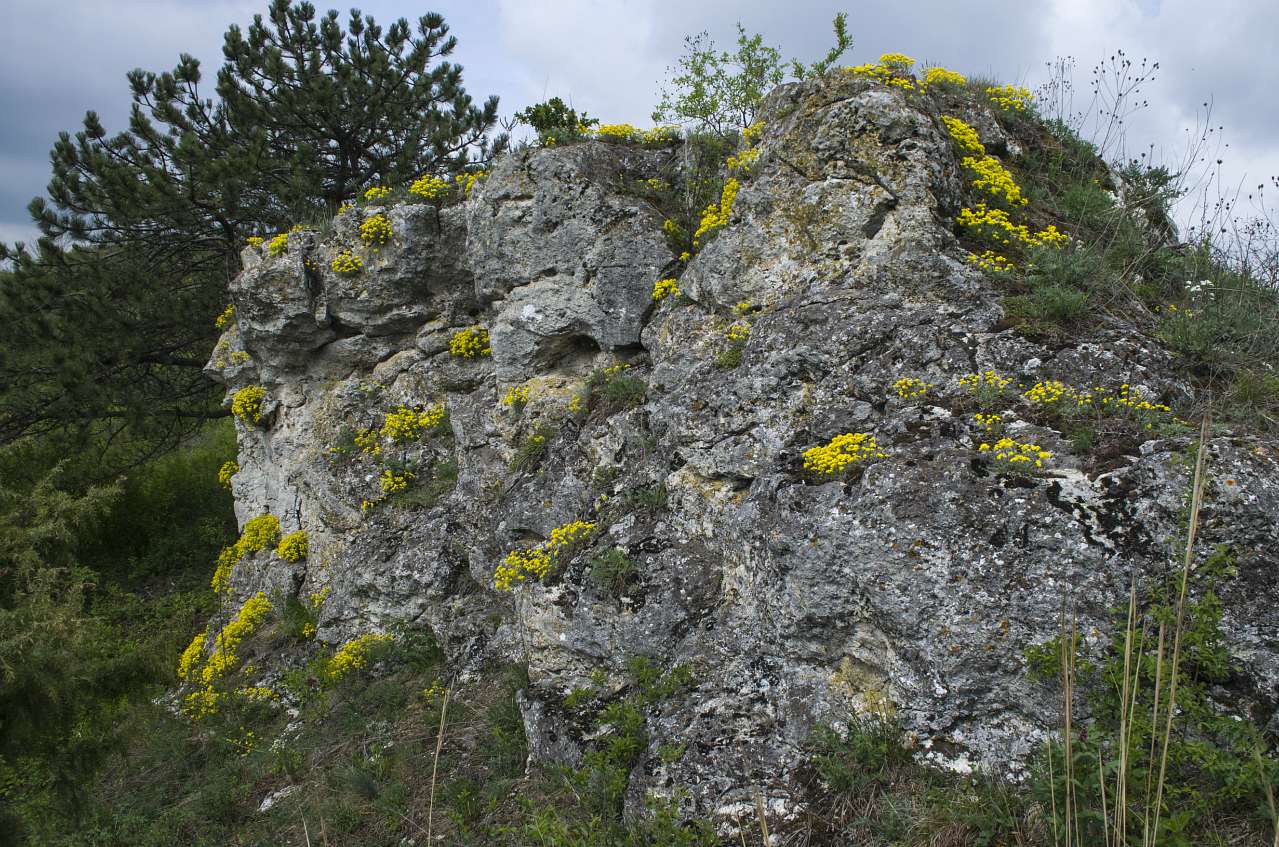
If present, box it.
[3,0,1277,247]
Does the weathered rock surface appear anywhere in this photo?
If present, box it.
[204,72,1279,829]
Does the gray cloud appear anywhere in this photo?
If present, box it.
[3,0,1276,247]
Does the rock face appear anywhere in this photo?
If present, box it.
[206,73,1279,826]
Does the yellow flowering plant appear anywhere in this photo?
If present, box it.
[178,592,274,719]
[325,632,395,683]
[494,519,597,591]
[380,468,414,494]
[893,376,931,399]
[923,67,967,91]
[359,213,393,250]
[215,304,236,330]
[266,232,290,257]
[331,249,363,275]
[979,437,1053,473]
[211,514,281,594]
[379,403,448,443]
[652,278,681,302]
[217,460,238,489]
[409,175,449,200]
[501,384,530,412]
[693,178,739,246]
[986,85,1033,113]
[231,385,267,426]
[455,170,488,195]
[276,530,308,563]
[802,433,889,477]
[449,326,491,358]
[364,185,392,202]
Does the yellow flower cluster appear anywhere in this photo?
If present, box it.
[180,592,273,718]
[967,250,1014,272]
[986,85,1033,112]
[330,249,363,275]
[501,384,530,408]
[742,121,766,147]
[276,530,308,563]
[979,438,1052,469]
[846,54,917,91]
[725,322,751,343]
[354,426,382,457]
[231,385,266,426]
[326,632,394,683]
[215,304,236,330]
[217,460,238,489]
[643,125,681,144]
[212,514,281,594]
[494,519,597,592]
[1022,380,1073,406]
[727,146,760,173]
[380,469,414,494]
[893,376,930,399]
[246,235,265,248]
[962,155,1028,206]
[455,171,488,195]
[693,178,740,246]
[973,412,1004,434]
[641,178,668,192]
[594,123,642,142]
[878,53,915,72]
[359,213,393,250]
[652,278,681,301]
[266,232,290,257]
[957,203,1067,249]
[380,404,447,443]
[1022,380,1174,429]
[450,326,491,357]
[364,186,392,202]
[238,686,278,703]
[924,67,967,90]
[802,432,889,476]
[959,369,1013,396]
[409,175,449,200]
[942,116,985,154]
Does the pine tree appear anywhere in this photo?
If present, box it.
[0,1,503,464]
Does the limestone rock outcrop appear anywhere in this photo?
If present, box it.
[204,72,1279,825]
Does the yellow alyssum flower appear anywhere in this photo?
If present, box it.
[245,235,265,248]
[802,433,889,476]
[727,146,760,173]
[924,67,967,90]
[942,116,985,155]
[266,232,290,257]
[326,633,395,682]
[725,322,751,343]
[359,213,393,250]
[217,460,238,489]
[231,385,267,426]
[652,278,680,301]
[986,85,1033,112]
[979,437,1052,470]
[967,250,1014,273]
[449,326,491,358]
[501,384,530,408]
[742,121,766,147]
[215,304,236,330]
[409,175,449,200]
[494,520,597,591]
[379,469,414,494]
[693,178,740,246]
[893,376,930,399]
[379,404,448,442]
[454,171,488,195]
[962,155,1028,207]
[211,514,281,594]
[276,530,308,563]
[331,249,363,275]
[364,185,392,202]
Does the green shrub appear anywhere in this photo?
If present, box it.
[515,97,597,146]
[589,548,637,597]
[510,424,556,473]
